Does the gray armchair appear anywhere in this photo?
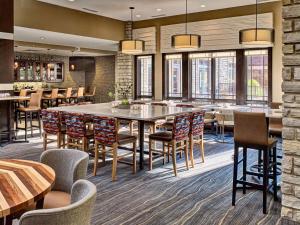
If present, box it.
[19,180,97,225]
[40,149,89,208]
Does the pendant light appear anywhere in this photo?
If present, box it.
[119,7,145,55]
[239,0,274,45]
[171,0,201,51]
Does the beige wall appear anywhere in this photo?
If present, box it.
[135,1,283,102]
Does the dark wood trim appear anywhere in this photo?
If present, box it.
[0,39,14,83]
[236,49,246,105]
[0,0,13,33]
[134,54,155,99]
[182,53,189,101]
[268,47,273,105]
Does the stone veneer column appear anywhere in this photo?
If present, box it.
[115,22,134,99]
[281,0,300,224]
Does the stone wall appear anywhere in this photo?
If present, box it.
[282,0,300,224]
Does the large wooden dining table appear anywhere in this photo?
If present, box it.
[54,103,201,169]
[0,159,55,225]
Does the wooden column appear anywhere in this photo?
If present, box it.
[236,49,246,105]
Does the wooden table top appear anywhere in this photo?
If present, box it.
[0,96,30,102]
[0,159,55,218]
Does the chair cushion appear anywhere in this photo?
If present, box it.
[204,119,215,124]
[43,191,71,209]
[149,132,172,142]
[118,134,137,145]
[18,106,41,112]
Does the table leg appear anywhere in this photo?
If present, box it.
[36,198,44,209]
[138,121,145,170]
[5,216,12,225]
[0,218,3,225]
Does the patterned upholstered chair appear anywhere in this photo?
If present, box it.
[40,149,89,209]
[189,111,205,167]
[41,109,66,151]
[93,116,137,181]
[149,113,191,176]
[64,112,94,152]
[19,180,96,225]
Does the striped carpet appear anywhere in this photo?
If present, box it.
[1,132,282,225]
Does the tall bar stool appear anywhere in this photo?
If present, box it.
[16,93,42,141]
[232,112,278,214]
[84,87,96,103]
[41,109,66,151]
[57,87,72,104]
[64,112,94,152]
[93,116,137,181]
[215,112,234,142]
[15,89,28,108]
[70,87,85,103]
[149,113,191,176]
[43,88,59,108]
[189,111,205,167]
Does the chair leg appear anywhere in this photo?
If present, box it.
[102,145,106,164]
[82,137,87,152]
[273,146,278,201]
[129,121,134,136]
[263,149,269,214]
[167,144,170,163]
[162,142,166,165]
[30,112,33,137]
[37,111,42,137]
[43,133,47,151]
[232,144,239,206]
[242,147,247,194]
[67,137,71,148]
[133,141,136,174]
[62,135,66,148]
[184,140,189,170]
[93,142,99,176]
[149,139,153,170]
[24,112,27,141]
[189,136,195,168]
[57,133,61,149]
[201,134,205,163]
[112,144,118,181]
[171,141,177,176]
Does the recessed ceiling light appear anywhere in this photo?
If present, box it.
[156,8,162,12]
[201,4,206,8]
[40,36,46,40]
[136,14,141,18]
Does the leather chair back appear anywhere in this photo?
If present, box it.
[30,93,42,108]
[51,88,59,98]
[66,88,72,98]
[19,89,27,97]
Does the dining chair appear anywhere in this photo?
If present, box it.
[64,112,94,152]
[71,87,85,103]
[93,116,137,181]
[232,112,278,214]
[43,88,59,107]
[215,111,234,142]
[15,89,28,108]
[57,87,73,104]
[149,113,190,176]
[19,179,96,225]
[84,87,96,103]
[40,149,89,209]
[189,111,205,167]
[16,93,42,141]
[41,109,66,151]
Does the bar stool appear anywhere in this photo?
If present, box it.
[70,87,85,103]
[189,111,205,167]
[93,116,137,181]
[149,113,190,176]
[57,87,72,104]
[232,112,278,214]
[16,93,42,141]
[215,112,234,142]
[41,109,66,151]
[43,88,59,108]
[64,112,94,152]
[84,87,96,103]
[15,89,28,108]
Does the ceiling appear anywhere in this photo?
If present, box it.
[14,26,118,56]
[38,0,278,21]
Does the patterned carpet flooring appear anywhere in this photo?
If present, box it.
[1,132,282,225]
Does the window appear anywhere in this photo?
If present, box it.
[136,55,153,98]
[214,52,236,100]
[190,53,212,99]
[246,50,269,102]
[165,54,182,98]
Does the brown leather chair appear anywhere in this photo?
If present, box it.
[43,88,59,107]
[16,93,42,141]
[57,87,72,104]
[232,112,278,214]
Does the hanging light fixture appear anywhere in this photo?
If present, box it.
[119,7,145,55]
[239,0,274,45]
[171,0,201,51]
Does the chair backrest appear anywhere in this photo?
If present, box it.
[234,111,268,146]
[78,87,85,97]
[19,89,27,97]
[172,114,190,142]
[51,88,59,98]
[92,87,96,95]
[190,111,205,136]
[36,89,44,96]
[151,102,168,106]
[41,110,62,135]
[176,104,194,108]
[93,116,118,146]
[66,88,72,98]
[40,149,89,193]
[19,180,96,225]
[65,112,87,138]
[29,93,42,108]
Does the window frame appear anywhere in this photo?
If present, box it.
[134,54,155,99]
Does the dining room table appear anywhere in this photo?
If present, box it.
[0,159,55,225]
[53,102,203,169]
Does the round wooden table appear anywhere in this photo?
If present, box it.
[0,159,55,225]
